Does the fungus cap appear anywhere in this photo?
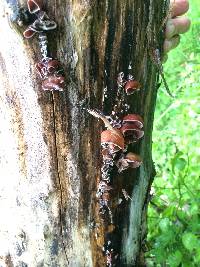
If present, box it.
[124,80,141,95]
[122,114,143,128]
[23,28,37,38]
[35,61,47,78]
[101,129,125,152]
[42,75,65,91]
[47,60,60,73]
[125,152,142,168]
[27,0,42,14]
[120,123,144,142]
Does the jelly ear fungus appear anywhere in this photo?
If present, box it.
[23,0,65,91]
[27,0,43,14]
[88,72,144,266]
[1,0,171,266]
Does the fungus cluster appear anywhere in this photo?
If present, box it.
[23,0,65,91]
[89,108,143,215]
[88,73,144,266]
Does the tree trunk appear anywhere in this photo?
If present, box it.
[0,0,168,266]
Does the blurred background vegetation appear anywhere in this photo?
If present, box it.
[146,0,200,266]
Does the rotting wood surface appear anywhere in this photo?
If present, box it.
[0,0,168,266]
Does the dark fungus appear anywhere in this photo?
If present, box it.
[22,0,65,91]
[124,79,141,95]
[88,72,144,265]
[27,0,42,14]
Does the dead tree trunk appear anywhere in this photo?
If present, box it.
[0,0,168,266]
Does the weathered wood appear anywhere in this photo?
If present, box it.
[0,0,168,266]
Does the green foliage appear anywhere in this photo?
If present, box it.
[146,0,200,266]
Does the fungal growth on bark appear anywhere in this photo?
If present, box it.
[1,0,171,266]
[88,72,144,266]
[23,0,65,91]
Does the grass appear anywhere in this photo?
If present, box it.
[146,0,200,266]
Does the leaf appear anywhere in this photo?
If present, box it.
[156,230,175,248]
[171,152,187,174]
[163,206,175,217]
[175,158,187,171]
[167,250,182,267]
[182,232,198,251]
[194,248,200,263]
[159,218,170,232]
[152,247,166,263]
[189,203,199,216]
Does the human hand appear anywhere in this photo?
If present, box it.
[164,0,191,57]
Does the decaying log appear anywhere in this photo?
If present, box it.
[0,0,168,266]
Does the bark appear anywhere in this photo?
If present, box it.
[0,0,168,266]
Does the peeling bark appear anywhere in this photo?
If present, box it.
[0,0,168,266]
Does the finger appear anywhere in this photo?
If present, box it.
[163,35,181,53]
[170,0,189,18]
[165,17,191,39]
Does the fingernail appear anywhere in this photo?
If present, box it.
[164,35,180,53]
[165,20,175,39]
[164,40,171,53]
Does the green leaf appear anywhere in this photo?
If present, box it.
[159,218,170,232]
[153,247,166,263]
[182,232,198,251]
[163,206,175,217]
[175,158,187,171]
[194,248,200,263]
[167,250,182,267]
[171,153,187,174]
[156,230,175,248]
[171,151,184,173]
[189,203,199,216]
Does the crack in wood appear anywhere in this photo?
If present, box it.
[52,92,69,265]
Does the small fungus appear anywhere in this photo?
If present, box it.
[125,152,142,168]
[124,80,141,95]
[24,17,57,38]
[35,61,47,78]
[101,129,125,153]
[42,75,65,91]
[120,114,144,143]
[27,0,42,14]
[35,59,62,79]
[120,123,144,144]
[31,18,57,32]
[122,114,144,129]
[116,156,129,173]
[116,152,142,172]
[47,59,60,73]
[23,27,37,38]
